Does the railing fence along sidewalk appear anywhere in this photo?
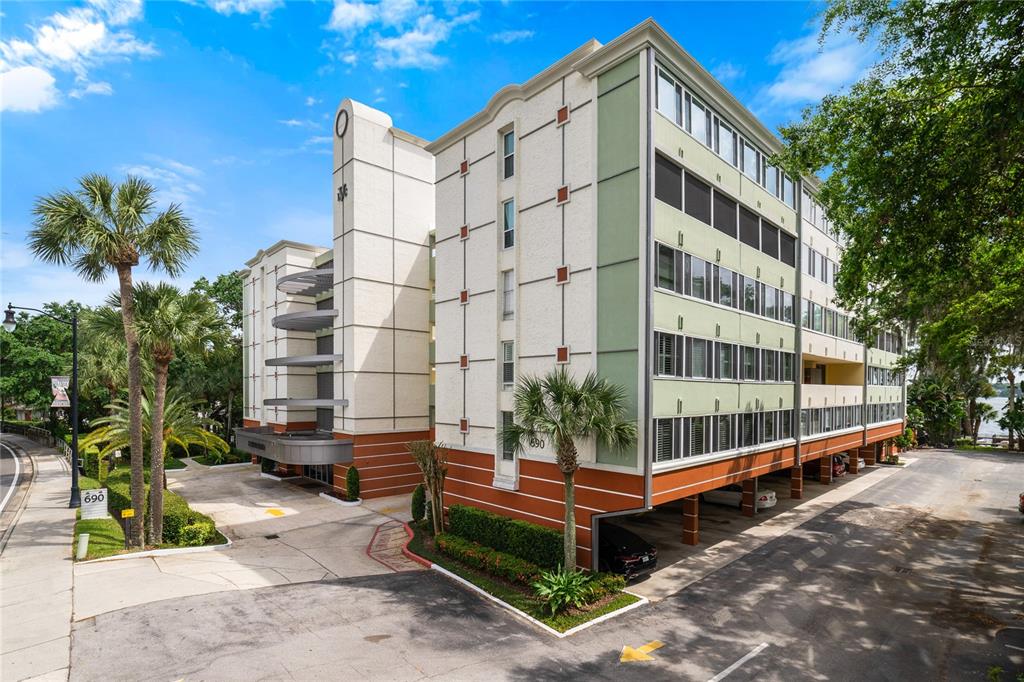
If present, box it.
[0,422,71,464]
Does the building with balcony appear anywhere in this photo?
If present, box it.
[239,19,905,567]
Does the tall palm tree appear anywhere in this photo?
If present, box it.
[90,283,224,542]
[29,174,197,547]
[502,367,636,570]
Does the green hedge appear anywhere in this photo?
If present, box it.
[436,534,543,586]
[447,504,562,570]
[158,490,218,545]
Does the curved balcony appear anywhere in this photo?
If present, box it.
[234,426,353,466]
[265,354,343,367]
[272,309,337,332]
[263,398,348,408]
[277,268,334,297]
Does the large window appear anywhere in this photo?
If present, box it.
[686,94,710,146]
[657,244,675,290]
[685,173,712,225]
[718,342,736,380]
[782,175,795,208]
[716,266,735,307]
[657,69,681,125]
[655,154,682,210]
[653,410,795,464]
[686,337,709,378]
[738,206,760,249]
[686,255,710,300]
[502,131,515,179]
[780,232,796,267]
[763,163,778,195]
[502,269,515,319]
[502,341,514,388]
[712,190,737,238]
[761,221,779,259]
[716,119,736,166]
[741,141,759,181]
[502,199,515,249]
[742,276,757,314]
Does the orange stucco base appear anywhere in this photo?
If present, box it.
[332,430,431,500]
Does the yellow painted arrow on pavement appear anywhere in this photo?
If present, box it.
[620,640,663,662]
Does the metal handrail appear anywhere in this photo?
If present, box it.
[0,423,72,464]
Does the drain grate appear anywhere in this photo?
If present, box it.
[264,534,280,539]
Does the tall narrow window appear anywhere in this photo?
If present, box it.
[764,286,777,320]
[656,69,681,125]
[502,199,515,248]
[718,342,735,380]
[685,173,712,225]
[716,415,732,451]
[717,266,735,307]
[780,231,796,267]
[716,119,736,166]
[742,346,757,381]
[741,141,759,181]
[502,131,515,179]
[687,338,708,378]
[687,255,708,300]
[502,269,515,320]
[501,411,514,460]
[657,243,675,290]
[712,190,737,238]
[739,206,760,249]
[656,332,676,377]
[502,341,514,388]
[760,221,779,259]
[654,418,675,463]
[655,154,682,210]
[689,417,707,456]
[742,276,757,314]
[781,352,794,382]
[782,292,795,324]
[763,411,776,442]
[686,94,710,146]
[782,175,795,208]
[764,164,778,195]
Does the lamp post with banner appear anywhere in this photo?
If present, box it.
[3,303,81,508]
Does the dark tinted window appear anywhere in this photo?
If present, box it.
[316,334,334,354]
[779,231,796,267]
[738,206,759,249]
[684,173,712,225]
[654,154,682,210]
[760,221,779,258]
[712,190,736,238]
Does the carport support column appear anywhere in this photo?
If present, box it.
[859,445,875,466]
[790,466,803,499]
[741,479,756,517]
[847,450,859,474]
[819,456,832,484]
[682,495,699,545]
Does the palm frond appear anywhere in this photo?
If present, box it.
[139,204,198,276]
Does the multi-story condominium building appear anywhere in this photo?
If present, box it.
[238,19,905,569]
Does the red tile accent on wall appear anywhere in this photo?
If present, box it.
[556,346,570,364]
[459,354,469,369]
[556,105,570,125]
[556,185,569,204]
[459,289,469,304]
[459,418,469,433]
[460,160,469,175]
[556,265,569,284]
[460,225,469,240]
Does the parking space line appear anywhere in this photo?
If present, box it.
[708,642,769,682]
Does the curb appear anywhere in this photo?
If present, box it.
[400,522,433,568]
[77,533,233,564]
[188,460,253,470]
[430,563,647,639]
[260,472,301,481]
[319,492,361,507]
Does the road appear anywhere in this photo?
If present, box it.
[0,441,22,515]
[69,449,1024,681]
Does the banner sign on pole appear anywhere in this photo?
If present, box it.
[51,376,70,408]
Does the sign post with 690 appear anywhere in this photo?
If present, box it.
[81,488,108,520]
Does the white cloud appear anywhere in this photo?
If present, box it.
[0,0,154,113]
[69,80,113,98]
[761,29,876,111]
[326,0,376,32]
[340,51,358,65]
[373,11,478,69]
[118,158,204,207]
[0,65,59,112]
[488,29,534,44]
[278,118,317,128]
[712,61,744,83]
[207,0,283,20]
[305,135,332,146]
[305,96,321,107]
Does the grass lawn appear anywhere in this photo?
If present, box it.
[73,513,127,560]
[164,457,187,470]
[191,451,249,466]
[407,522,639,633]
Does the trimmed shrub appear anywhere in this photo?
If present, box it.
[447,504,562,570]
[411,484,426,523]
[160,490,217,545]
[179,522,215,547]
[435,534,542,586]
[346,466,360,501]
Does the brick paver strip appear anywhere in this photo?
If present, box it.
[366,520,425,572]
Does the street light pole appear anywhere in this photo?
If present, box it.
[3,303,82,508]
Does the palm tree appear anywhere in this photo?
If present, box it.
[81,391,229,483]
[90,283,224,543]
[29,175,197,547]
[503,367,636,570]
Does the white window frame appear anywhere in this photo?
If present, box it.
[502,269,515,320]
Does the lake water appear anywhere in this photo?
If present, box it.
[979,396,1009,437]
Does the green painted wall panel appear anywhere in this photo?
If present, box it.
[596,351,639,467]
[652,379,738,417]
[597,88,640,181]
[652,292,740,343]
[597,54,640,96]
[597,260,640,352]
[598,171,640,265]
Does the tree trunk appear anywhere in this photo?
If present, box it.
[1008,372,1017,451]
[117,265,146,548]
[563,470,576,571]
[148,362,169,544]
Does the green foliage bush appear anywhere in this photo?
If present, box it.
[179,522,215,547]
[953,437,973,448]
[436,534,543,586]
[346,466,360,501]
[447,504,562,570]
[532,568,594,616]
[587,572,627,600]
[411,484,426,523]
[160,490,217,545]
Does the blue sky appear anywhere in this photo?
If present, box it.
[1,0,875,309]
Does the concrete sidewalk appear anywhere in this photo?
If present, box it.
[0,435,76,682]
